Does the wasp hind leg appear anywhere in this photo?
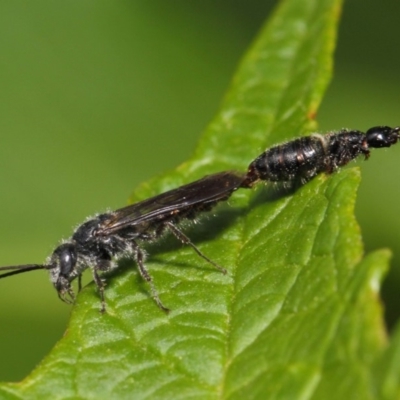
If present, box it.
[165,221,227,274]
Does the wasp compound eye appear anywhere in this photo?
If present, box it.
[54,243,77,278]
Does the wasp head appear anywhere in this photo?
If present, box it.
[48,243,78,304]
[366,126,400,148]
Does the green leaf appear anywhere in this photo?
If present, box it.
[1,0,399,399]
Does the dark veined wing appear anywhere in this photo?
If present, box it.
[98,171,245,235]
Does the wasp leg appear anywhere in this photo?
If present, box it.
[92,266,106,313]
[165,221,227,274]
[132,241,170,313]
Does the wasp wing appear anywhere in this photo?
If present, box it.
[97,171,245,236]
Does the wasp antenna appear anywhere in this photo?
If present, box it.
[0,264,50,279]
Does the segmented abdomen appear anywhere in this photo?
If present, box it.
[245,131,365,185]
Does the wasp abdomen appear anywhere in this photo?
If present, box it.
[244,130,374,186]
[249,136,327,183]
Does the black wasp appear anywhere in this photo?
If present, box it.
[0,125,399,313]
[243,125,400,187]
[0,171,245,313]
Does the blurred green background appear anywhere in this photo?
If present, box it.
[0,0,399,382]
